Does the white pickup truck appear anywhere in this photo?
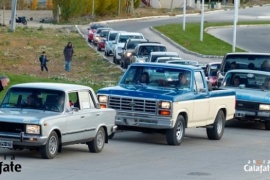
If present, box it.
[97,63,236,145]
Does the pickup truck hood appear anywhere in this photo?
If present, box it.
[97,85,194,101]
[235,89,270,103]
[117,43,125,48]
[0,109,60,124]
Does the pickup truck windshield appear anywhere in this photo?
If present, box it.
[119,66,192,90]
[223,72,270,90]
[222,54,270,73]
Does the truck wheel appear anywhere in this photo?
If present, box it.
[40,131,59,159]
[207,110,225,140]
[166,115,185,145]
[108,132,115,139]
[265,121,270,130]
[88,127,105,153]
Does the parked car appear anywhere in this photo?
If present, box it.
[129,42,167,65]
[112,32,145,64]
[120,38,148,69]
[147,51,180,63]
[93,27,112,46]
[97,29,110,51]
[97,63,235,145]
[0,82,117,159]
[87,23,108,43]
[217,52,270,87]
[220,69,270,130]
[204,62,221,86]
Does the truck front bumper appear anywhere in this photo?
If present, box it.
[235,109,270,121]
[115,112,173,129]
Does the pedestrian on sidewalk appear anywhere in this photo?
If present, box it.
[63,42,74,72]
[39,51,49,72]
[0,75,10,92]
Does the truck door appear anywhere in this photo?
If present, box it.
[192,71,210,125]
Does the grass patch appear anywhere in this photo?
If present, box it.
[153,21,270,56]
[0,26,122,100]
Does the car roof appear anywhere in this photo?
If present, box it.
[207,62,221,65]
[130,62,202,71]
[226,69,270,75]
[127,38,147,42]
[156,57,183,60]
[137,43,165,46]
[150,51,179,55]
[225,52,270,56]
[10,83,92,92]
[119,32,143,36]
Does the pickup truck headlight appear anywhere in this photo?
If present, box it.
[98,95,108,103]
[259,104,270,110]
[159,101,171,109]
[26,125,40,134]
[126,52,132,57]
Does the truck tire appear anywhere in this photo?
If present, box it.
[207,110,225,140]
[88,127,105,153]
[166,115,185,145]
[265,121,270,130]
[39,131,59,159]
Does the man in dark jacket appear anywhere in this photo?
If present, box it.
[0,75,10,92]
[39,51,49,72]
[63,42,74,72]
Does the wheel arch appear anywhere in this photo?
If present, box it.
[178,112,188,128]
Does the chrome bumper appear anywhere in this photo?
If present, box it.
[235,110,270,120]
[0,132,48,147]
[115,113,173,129]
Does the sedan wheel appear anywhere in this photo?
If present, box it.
[88,127,105,153]
[207,110,225,140]
[40,131,59,159]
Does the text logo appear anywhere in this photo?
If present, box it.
[244,160,270,173]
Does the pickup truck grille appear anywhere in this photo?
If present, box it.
[109,96,157,114]
[236,100,259,110]
[0,122,25,133]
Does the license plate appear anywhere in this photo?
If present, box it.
[125,118,138,125]
[235,111,245,118]
[0,140,13,148]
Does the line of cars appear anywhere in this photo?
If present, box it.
[88,23,270,130]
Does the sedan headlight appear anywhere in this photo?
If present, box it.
[98,95,108,103]
[159,101,171,109]
[26,125,40,134]
[126,52,132,57]
[259,104,270,111]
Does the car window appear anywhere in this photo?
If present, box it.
[194,71,205,91]
[78,91,95,109]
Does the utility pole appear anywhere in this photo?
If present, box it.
[183,0,186,31]
[91,0,95,17]
[130,0,134,14]
[10,0,17,32]
[170,0,174,12]
[200,0,205,41]
[232,0,238,52]
[2,0,5,25]
[118,0,121,16]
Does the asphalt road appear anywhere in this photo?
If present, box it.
[1,6,270,180]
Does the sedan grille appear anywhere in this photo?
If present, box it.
[236,100,259,110]
[109,96,157,114]
[0,122,25,133]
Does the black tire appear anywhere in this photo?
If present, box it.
[88,127,105,153]
[97,46,101,51]
[39,131,59,159]
[166,115,185,145]
[113,56,116,64]
[108,132,115,139]
[22,20,27,25]
[265,121,270,130]
[207,110,225,140]
[104,50,108,56]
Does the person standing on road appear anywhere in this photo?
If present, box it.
[39,51,49,72]
[0,75,10,92]
[63,42,74,72]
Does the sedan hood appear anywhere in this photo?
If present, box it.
[0,109,61,124]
